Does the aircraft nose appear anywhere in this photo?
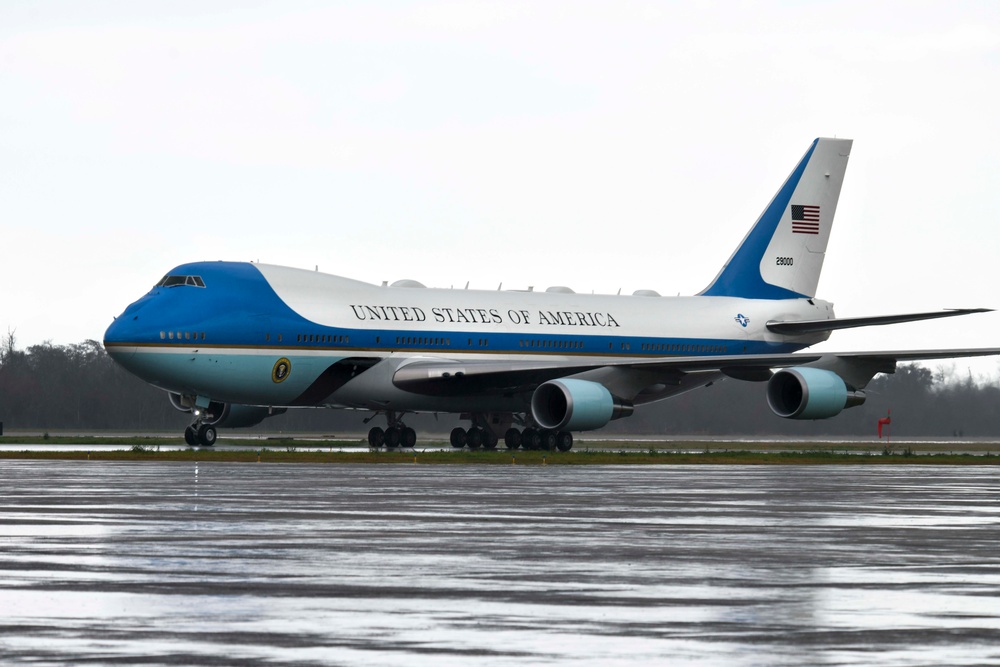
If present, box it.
[104,313,133,344]
[104,297,151,343]
[103,315,134,355]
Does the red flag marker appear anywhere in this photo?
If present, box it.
[877,410,892,439]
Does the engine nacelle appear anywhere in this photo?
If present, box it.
[531,379,633,431]
[168,393,283,428]
[766,367,866,420]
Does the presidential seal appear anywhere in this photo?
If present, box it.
[272,358,291,383]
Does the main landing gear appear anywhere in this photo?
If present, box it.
[449,413,574,452]
[448,425,500,450]
[364,412,574,452]
[489,427,573,452]
[367,425,417,448]
[367,411,417,449]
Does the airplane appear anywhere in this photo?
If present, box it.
[103,138,999,449]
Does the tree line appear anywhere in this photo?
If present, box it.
[2,335,998,437]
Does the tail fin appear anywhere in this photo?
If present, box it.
[700,137,852,299]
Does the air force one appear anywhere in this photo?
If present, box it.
[103,138,999,449]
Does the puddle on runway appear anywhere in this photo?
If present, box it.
[1,462,999,665]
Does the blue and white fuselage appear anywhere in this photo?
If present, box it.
[103,138,999,448]
[104,261,832,409]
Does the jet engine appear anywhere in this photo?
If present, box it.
[168,393,284,428]
[531,379,634,431]
[766,367,866,420]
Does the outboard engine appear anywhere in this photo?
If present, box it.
[766,367,866,419]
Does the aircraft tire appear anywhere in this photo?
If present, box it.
[368,427,385,448]
[184,425,199,447]
[384,427,401,448]
[483,429,498,450]
[556,431,573,452]
[450,427,467,448]
[467,427,483,450]
[539,430,556,451]
[401,427,417,448]
[522,428,540,450]
[197,424,217,447]
[504,428,521,450]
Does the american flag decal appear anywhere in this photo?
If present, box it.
[791,204,820,234]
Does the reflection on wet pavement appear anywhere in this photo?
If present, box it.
[1,461,999,665]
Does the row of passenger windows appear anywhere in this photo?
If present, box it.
[161,331,206,341]
[296,334,350,344]
[520,339,583,350]
[396,336,452,346]
[641,342,727,354]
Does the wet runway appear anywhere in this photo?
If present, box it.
[1,462,999,666]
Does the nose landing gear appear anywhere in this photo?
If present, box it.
[184,422,218,447]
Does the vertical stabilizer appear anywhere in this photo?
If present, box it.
[700,138,852,299]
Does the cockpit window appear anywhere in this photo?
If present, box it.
[156,275,206,288]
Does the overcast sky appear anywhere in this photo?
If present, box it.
[3,1,999,377]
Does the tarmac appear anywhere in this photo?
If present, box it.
[1,460,999,665]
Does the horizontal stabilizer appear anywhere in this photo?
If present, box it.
[766,308,993,335]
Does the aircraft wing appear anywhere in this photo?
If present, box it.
[393,358,647,396]
[766,308,993,335]
[392,347,1000,396]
